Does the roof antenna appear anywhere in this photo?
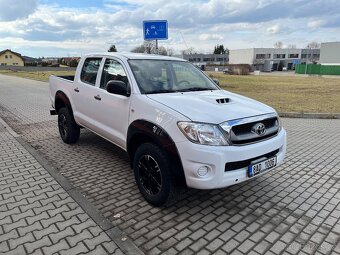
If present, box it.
[180,32,190,52]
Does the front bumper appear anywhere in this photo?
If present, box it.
[176,128,287,189]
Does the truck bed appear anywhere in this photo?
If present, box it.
[56,75,75,81]
[49,75,76,110]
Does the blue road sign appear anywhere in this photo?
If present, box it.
[293,59,300,65]
[143,20,168,40]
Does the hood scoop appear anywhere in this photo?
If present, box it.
[216,98,230,104]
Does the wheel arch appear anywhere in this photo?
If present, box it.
[127,120,186,187]
[55,91,73,115]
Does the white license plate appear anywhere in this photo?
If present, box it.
[248,156,277,177]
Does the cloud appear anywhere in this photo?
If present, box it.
[307,19,326,29]
[1,0,340,56]
[266,24,281,34]
[0,0,38,21]
[199,33,224,41]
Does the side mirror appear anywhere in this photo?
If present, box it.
[106,80,130,96]
[212,78,220,86]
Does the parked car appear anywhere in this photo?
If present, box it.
[49,53,287,206]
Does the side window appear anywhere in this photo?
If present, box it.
[100,59,128,89]
[80,58,102,86]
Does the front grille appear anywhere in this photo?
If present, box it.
[230,117,279,145]
[225,149,279,172]
[232,117,276,135]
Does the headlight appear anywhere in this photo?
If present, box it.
[178,122,229,146]
[276,116,282,131]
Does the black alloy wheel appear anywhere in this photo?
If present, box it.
[133,143,176,206]
[137,154,162,196]
[57,107,80,144]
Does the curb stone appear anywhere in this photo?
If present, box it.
[279,112,340,119]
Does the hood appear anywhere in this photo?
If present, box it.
[147,90,276,123]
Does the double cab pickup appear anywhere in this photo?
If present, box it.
[49,53,287,206]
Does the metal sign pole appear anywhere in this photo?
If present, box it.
[156,39,158,54]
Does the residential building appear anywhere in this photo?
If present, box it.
[0,49,25,66]
[229,48,320,71]
[320,42,340,65]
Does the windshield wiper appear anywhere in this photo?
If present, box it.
[146,89,177,94]
[178,87,214,92]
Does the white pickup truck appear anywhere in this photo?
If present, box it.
[49,53,286,206]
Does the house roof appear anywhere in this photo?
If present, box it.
[0,49,24,60]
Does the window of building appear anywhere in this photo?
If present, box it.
[289,54,299,58]
[5,55,8,59]
[9,55,12,59]
[80,58,102,85]
[188,58,201,62]
[100,59,128,89]
[256,54,265,59]
[274,54,286,59]
[301,54,307,58]
[256,54,271,59]
[313,54,320,59]
[203,58,213,62]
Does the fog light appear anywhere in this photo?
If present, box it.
[197,166,209,177]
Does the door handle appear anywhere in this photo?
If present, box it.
[74,87,79,92]
[94,95,101,101]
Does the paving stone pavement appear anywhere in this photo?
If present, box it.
[1,74,340,254]
[0,119,124,254]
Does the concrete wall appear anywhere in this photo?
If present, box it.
[0,50,24,66]
[320,42,340,65]
[229,49,254,65]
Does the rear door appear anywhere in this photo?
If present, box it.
[72,57,102,129]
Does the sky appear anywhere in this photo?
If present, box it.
[0,0,340,57]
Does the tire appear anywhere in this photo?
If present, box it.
[58,107,80,144]
[133,143,176,206]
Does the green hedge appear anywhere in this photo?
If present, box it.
[295,64,340,75]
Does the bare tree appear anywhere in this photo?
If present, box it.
[131,41,154,54]
[181,47,196,55]
[158,46,168,56]
[274,41,283,49]
[306,41,320,49]
[167,47,174,56]
[131,41,169,55]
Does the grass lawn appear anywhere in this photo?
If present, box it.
[0,69,339,113]
[208,73,340,113]
[0,70,75,82]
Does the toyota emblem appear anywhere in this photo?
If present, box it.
[252,122,266,136]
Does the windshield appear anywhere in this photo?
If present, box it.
[128,60,219,94]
